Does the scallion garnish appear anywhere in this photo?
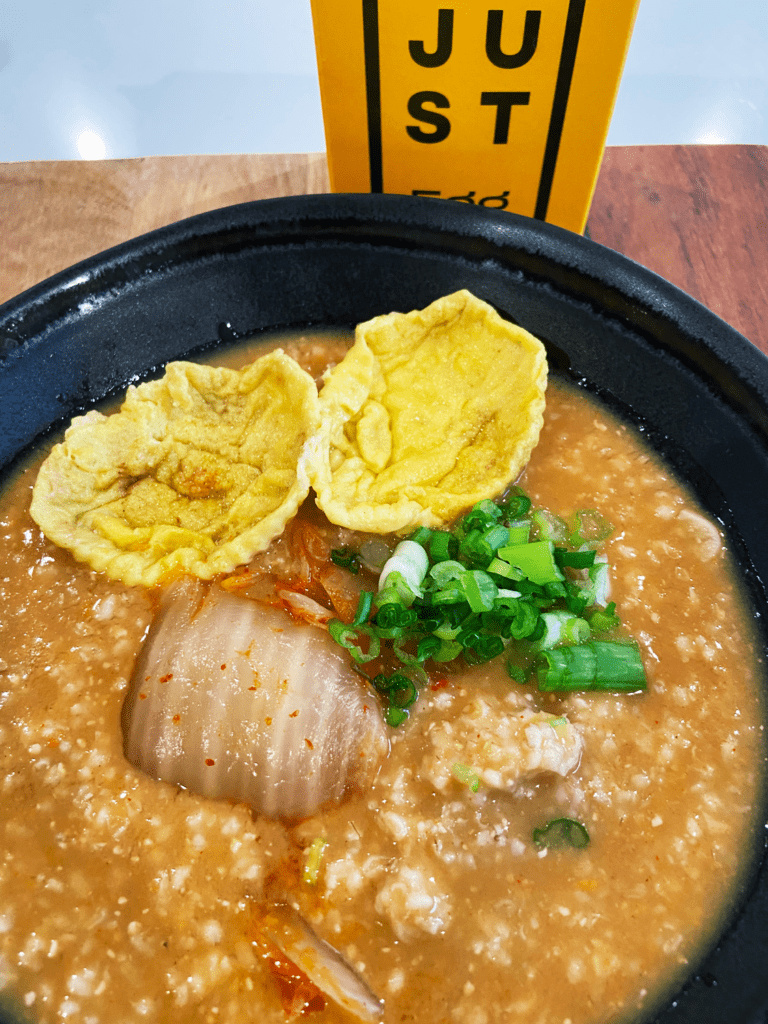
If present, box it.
[385,706,409,727]
[535,610,591,650]
[429,531,457,563]
[464,634,505,665]
[324,493,646,727]
[496,541,564,586]
[531,508,568,543]
[577,557,611,607]
[506,662,527,685]
[587,601,621,632]
[505,520,531,546]
[379,540,429,601]
[535,641,647,692]
[455,500,503,535]
[352,590,374,626]
[499,487,532,521]
[567,509,613,548]
[327,620,380,664]
[409,526,433,547]
[555,547,596,570]
[330,547,361,573]
[373,672,419,727]
[451,763,482,793]
[303,837,328,884]
[532,817,590,849]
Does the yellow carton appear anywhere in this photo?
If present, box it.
[310,0,639,233]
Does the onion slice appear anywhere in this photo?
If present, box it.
[261,903,384,1023]
[122,579,388,820]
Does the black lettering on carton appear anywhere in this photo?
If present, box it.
[409,9,454,67]
[412,190,443,197]
[479,190,509,208]
[447,191,476,203]
[486,9,541,68]
[406,91,452,143]
[480,92,530,144]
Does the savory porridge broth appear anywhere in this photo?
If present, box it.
[0,332,765,1024]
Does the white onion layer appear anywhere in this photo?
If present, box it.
[261,903,384,1023]
[122,579,388,820]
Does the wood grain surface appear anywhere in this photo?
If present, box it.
[588,145,768,355]
[1,145,766,357]
[0,153,330,306]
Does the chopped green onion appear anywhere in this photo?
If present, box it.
[568,509,613,548]
[509,600,541,640]
[456,626,481,649]
[326,495,639,729]
[535,610,591,650]
[429,531,457,563]
[433,618,463,640]
[385,707,409,727]
[429,586,466,607]
[374,581,408,609]
[352,590,374,626]
[577,557,610,607]
[458,529,494,567]
[416,635,442,662]
[535,641,647,692]
[496,541,564,586]
[451,763,481,792]
[482,524,510,553]
[486,556,523,581]
[327,620,380,664]
[499,487,532,521]
[506,662,527,684]
[303,837,328,884]
[464,634,505,664]
[505,520,531,546]
[428,560,466,587]
[330,547,361,573]
[555,547,596,569]
[409,526,433,546]
[564,617,591,644]
[376,569,422,608]
[371,672,408,695]
[532,817,590,849]
[391,638,429,683]
[460,570,499,613]
[431,639,463,662]
[564,586,589,617]
[373,672,419,727]
[374,602,417,634]
[456,500,503,535]
[531,509,568,543]
[587,601,621,632]
[389,678,418,709]
[379,541,429,599]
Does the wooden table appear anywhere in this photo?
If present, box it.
[1,146,767,356]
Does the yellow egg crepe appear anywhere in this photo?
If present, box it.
[30,351,321,586]
[308,290,548,533]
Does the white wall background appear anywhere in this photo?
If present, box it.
[0,0,765,162]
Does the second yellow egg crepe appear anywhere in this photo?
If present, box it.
[308,290,548,533]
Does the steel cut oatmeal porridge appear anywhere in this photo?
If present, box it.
[0,331,765,1024]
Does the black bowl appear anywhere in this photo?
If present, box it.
[1,193,767,1024]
